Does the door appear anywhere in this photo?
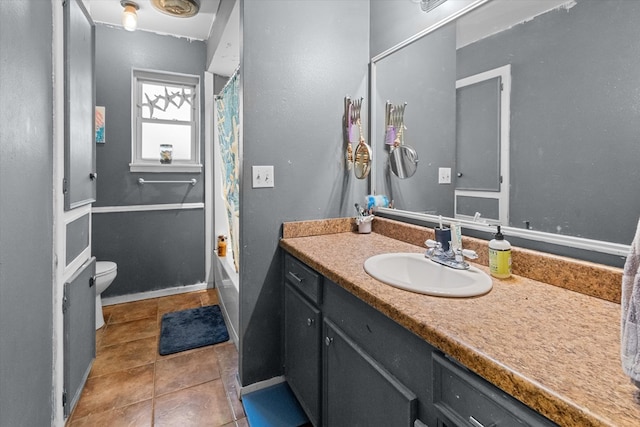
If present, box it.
[64,0,96,210]
[63,257,96,417]
[455,65,511,225]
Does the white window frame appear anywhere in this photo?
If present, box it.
[129,68,202,173]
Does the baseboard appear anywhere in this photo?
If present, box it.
[239,375,286,399]
[102,282,210,306]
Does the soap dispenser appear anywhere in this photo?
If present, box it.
[489,226,511,278]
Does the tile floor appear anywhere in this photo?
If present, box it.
[67,289,248,427]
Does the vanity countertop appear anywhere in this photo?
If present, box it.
[279,219,639,427]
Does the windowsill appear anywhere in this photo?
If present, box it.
[129,163,202,173]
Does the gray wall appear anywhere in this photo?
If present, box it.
[457,0,640,244]
[0,2,54,426]
[240,0,370,385]
[93,25,207,296]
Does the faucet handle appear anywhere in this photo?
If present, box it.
[425,239,440,248]
[459,249,478,259]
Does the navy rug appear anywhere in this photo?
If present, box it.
[159,305,229,356]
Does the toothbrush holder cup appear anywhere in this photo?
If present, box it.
[435,227,451,252]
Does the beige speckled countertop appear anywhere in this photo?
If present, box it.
[279,217,640,427]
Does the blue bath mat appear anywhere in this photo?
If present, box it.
[159,305,229,355]
[242,382,310,427]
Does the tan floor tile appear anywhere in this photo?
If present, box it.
[68,399,152,427]
[235,418,250,427]
[95,326,106,350]
[157,292,204,317]
[215,342,244,419]
[90,336,158,378]
[101,317,158,347]
[155,346,221,396]
[107,299,158,324]
[73,291,243,427]
[199,288,220,306]
[221,418,249,427]
[154,380,234,427]
[72,364,154,420]
[101,304,115,324]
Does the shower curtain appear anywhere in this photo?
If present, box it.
[215,71,240,272]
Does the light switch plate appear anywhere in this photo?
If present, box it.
[252,165,274,188]
[438,167,451,184]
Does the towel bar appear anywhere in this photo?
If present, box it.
[138,178,197,186]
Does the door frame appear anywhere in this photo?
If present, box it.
[454,64,511,225]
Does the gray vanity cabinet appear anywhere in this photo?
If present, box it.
[283,254,322,426]
[283,253,557,427]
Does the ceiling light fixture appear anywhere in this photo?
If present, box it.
[121,0,139,32]
[151,0,200,18]
[420,0,447,13]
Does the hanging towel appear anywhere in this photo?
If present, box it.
[621,217,640,387]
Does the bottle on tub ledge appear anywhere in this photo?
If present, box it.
[489,226,512,278]
[217,235,227,257]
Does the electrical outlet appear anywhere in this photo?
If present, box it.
[252,165,274,188]
[438,167,451,184]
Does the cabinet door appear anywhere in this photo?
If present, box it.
[284,283,321,426]
[63,257,96,417]
[64,0,96,210]
[323,319,417,427]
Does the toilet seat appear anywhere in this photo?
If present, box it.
[96,261,117,277]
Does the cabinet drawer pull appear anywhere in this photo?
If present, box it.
[288,271,304,284]
[325,336,333,346]
[469,416,494,427]
[307,318,314,327]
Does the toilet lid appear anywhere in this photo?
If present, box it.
[96,261,117,277]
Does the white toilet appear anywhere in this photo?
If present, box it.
[95,261,117,329]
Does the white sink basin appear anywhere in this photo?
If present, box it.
[364,253,492,298]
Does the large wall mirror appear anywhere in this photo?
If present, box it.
[371,0,638,262]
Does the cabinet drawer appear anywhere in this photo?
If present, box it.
[433,352,556,427]
[284,254,322,305]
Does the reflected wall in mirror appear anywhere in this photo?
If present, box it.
[372,0,640,245]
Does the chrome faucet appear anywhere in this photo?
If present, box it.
[425,239,478,270]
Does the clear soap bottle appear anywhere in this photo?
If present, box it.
[489,226,511,278]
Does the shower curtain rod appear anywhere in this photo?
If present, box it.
[215,66,240,99]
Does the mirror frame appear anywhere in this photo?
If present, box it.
[369,0,630,259]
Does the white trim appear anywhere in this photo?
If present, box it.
[238,376,286,398]
[377,207,632,257]
[454,64,511,225]
[101,282,210,306]
[63,203,91,224]
[205,72,214,285]
[129,163,202,173]
[52,0,66,424]
[63,246,92,281]
[371,0,490,63]
[92,202,204,214]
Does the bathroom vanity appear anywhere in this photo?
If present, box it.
[280,217,639,427]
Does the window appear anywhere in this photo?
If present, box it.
[130,69,201,172]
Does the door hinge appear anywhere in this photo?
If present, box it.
[62,289,69,314]
[500,82,504,91]
[62,390,67,408]
[500,175,503,184]
[62,178,68,195]
[89,276,96,288]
